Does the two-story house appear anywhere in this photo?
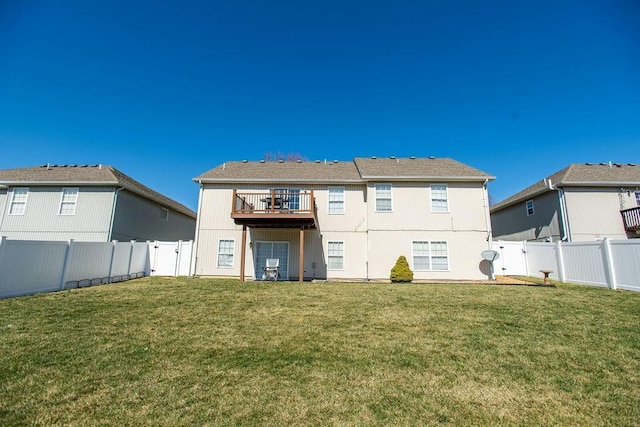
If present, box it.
[491,162,640,242]
[192,157,494,281]
[0,164,197,242]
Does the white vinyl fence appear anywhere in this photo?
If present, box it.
[0,238,194,299]
[493,239,640,292]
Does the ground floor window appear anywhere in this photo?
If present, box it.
[327,241,344,270]
[217,239,235,268]
[412,240,449,271]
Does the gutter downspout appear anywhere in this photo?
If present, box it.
[482,179,492,248]
[558,187,570,242]
[0,185,9,234]
[190,181,204,277]
[107,186,125,241]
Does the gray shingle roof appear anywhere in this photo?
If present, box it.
[353,157,494,180]
[0,165,196,218]
[491,163,640,212]
[194,160,363,183]
[195,157,494,183]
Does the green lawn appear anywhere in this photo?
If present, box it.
[1,278,639,426]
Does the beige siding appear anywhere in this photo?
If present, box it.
[563,187,629,241]
[111,190,196,241]
[0,186,114,241]
[195,181,491,280]
[368,230,489,280]
[491,191,562,241]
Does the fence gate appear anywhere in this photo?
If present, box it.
[493,240,528,276]
[149,240,193,276]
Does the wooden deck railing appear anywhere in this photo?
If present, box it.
[621,207,640,232]
[232,190,315,214]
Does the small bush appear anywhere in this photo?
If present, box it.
[390,255,413,283]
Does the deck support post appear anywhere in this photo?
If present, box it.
[299,228,304,283]
[240,225,247,282]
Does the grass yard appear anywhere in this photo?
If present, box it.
[1,278,639,426]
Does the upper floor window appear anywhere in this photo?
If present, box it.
[526,200,535,216]
[431,184,448,212]
[636,192,640,206]
[328,187,345,214]
[161,207,169,221]
[9,187,28,215]
[59,188,79,215]
[375,184,392,212]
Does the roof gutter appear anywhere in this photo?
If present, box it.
[0,181,119,186]
[194,178,363,184]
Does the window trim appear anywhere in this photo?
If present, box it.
[374,183,393,213]
[160,207,169,221]
[430,184,449,213]
[327,186,345,215]
[8,187,29,216]
[411,240,450,272]
[526,199,535,216]
[58,187,79,216]
[216,238,235,269]
[327,240,345,271]
[635,192,640,207]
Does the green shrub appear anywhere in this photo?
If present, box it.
[390,255,413,282]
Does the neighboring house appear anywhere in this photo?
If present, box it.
[0,164,196,242]
[192,157,494,282]
[491,162,640,242]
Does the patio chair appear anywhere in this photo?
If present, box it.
[262,258,280,281]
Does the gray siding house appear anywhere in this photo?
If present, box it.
[491,162,640,242]
[193,157,495,282]
[0,164,196,242]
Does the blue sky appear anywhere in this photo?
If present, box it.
[1,0,638,211]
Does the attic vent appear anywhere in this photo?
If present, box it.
[315,160,320,163]
[80,165,88,167]
[614,163,622,167]
[390,156,396,159]
[70,165,78,167]
[628,163,636,166]
[599,163,607,166]
[60,165,68,167]
[410,156,416,159]
[585,162,593,165]
[260,160,265,163]
[278,159,284,163]
[333,160,338,163]
[371,156,377,159]
[428,156,435,159]
[242,160,248,163]
[296,159,302,163]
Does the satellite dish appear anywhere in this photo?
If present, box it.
[481,250,500,261]
[481,250,500,280]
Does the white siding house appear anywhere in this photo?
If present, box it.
[193,157,495,282]
[491,162,640,242]
[0,164,196,242]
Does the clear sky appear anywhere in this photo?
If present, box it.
[1,0,639,211]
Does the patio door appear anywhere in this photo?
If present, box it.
[255,242,289,280]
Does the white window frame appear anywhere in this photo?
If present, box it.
[161,207,169,221]
[327,186,345,214]
[58,187,79,215]
[327,240,345,270]
[217,239,235,269]
[411,240,449,272]
[635,192,640,206]
[8,187,29,215]
[430,184,449,213]
[526,200,535,216]
[375,183,392,212]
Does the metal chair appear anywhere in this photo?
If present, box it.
[262,258,280,281]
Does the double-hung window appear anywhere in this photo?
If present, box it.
[635,192,640,206]
[59,188,79,215]
[375,184,392,212]
[327,241,344,270]
[526,200,535,216]
[217,239,235,268]
[328,187,345,214]
[431,184,448,212]
[412,241,449,271]
[9,187,28,215]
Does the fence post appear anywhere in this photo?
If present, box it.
[555,241,566,283]
[175,240,182,276]
[523,241,530,277]
[107,240,118,283]
[127,240,135,278]
[602,238,618,290]
[59,239,73,290]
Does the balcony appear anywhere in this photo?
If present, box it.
[231,190,317,229]
[621,207,640,232]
